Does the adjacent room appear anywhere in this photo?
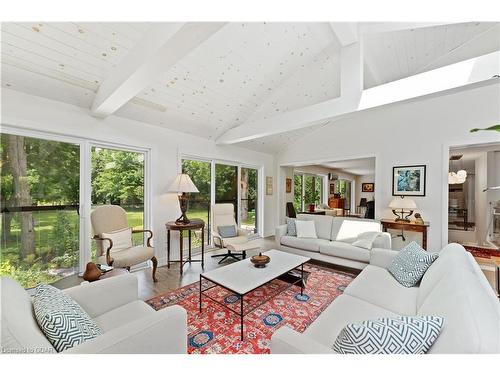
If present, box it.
[1,14,499,359]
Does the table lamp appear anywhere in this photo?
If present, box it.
[169,173,199,224]
[389,197,417,222]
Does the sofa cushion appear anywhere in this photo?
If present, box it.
[296,214,333,240]
[388,241,438,288]
[280,236,329,252]
[333,315,444,354]
[418,266,500,353]
[286,218,297,236]
[0,277,54,353]
[319,241,370,263]
[343,265,419,315]
[333,218,382,242]
[295,220,317,238]
[304,294,398,347]
[33,284,103,352]
[94,300,155,332]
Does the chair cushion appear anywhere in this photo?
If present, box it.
[319,241,370,263]
[94,300,155,332]
[343,265,419,315]
[101,228,133,253]
[218,225,237,238]
[304,294,398,347]
[388,241,438,288]
[97,246,154,268]
[295,220,317,239]
[280,236,330,253]
[333,315,444,354]
[33,284,103,352]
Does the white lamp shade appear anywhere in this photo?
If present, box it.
[169,173,199,193]
[389,197,417,209]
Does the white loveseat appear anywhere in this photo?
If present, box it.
[271,243,500,354]
[276,214,392,270]
[1,274,187,354]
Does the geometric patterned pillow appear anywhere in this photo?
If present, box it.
[333,315,444,354]
[286,217,297,236]
[387,241,438,287]
[33,284,103,352]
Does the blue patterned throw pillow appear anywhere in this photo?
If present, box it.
[286,218,297,236]
[33,284,103,352]
[333,315,444,354]
[387,241,438,287]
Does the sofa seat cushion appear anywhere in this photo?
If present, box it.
[304,294,397,347]
[94,300,155,332]
[97,246,154,268]
[319,241,370,263]
[280,236,330,253]
[343,265,418,315]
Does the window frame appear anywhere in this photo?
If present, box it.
[1,125,152,277]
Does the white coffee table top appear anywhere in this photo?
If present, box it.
[201,249,310,295]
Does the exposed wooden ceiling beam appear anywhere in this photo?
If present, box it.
[91,22,226,117]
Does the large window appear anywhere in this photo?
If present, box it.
[293,173,324,212]
[181,159,211,247]
[1,134,80,288]
[240,167,258,233]
[181,157,261,244]
[0,129,150,289]
[91,146,145,255]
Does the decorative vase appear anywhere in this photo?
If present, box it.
[83,262,102,282]
[308,204,315,212]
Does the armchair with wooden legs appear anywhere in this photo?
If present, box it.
[91,205,158,282]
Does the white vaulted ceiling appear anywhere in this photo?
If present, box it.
[1,22,498,153]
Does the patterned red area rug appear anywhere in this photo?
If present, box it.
[146,263,356,354]
[464,245,500,259]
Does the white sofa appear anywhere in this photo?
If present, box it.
[276,214,392,270]
[271,243,500,354]
[1,274,187,354]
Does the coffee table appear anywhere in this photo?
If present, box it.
[199,249,310,340]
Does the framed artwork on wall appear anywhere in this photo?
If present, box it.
[285,178,292,193]
[392,165,426,196]
[266,176,273,195]
[329,183,335,195]
[362,183,374,192]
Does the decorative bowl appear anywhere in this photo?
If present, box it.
[251,253,270,268]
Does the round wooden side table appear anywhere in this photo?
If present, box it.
[166,219,205,275]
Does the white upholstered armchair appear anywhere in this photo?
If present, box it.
[91,205,158,282]
[211,203,251,263]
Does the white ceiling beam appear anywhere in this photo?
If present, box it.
[91,22,226,117]
[329,22,358,46]
[216,42,363,145]
[217,51,499,145]
[358,22,459,35]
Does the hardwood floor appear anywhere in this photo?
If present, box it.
[55,236,279,300]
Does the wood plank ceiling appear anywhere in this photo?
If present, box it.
[1,22,498,153]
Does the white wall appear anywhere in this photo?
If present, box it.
[1,89,278,266]
[355,173,376,204]
[278,82,500,251]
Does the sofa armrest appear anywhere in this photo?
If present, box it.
[275,225,288,246]
[64,305,187,354]
[64,274,138,318]
[271,326,334,354]
[370,248,399,268]
[373,232,392,249]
